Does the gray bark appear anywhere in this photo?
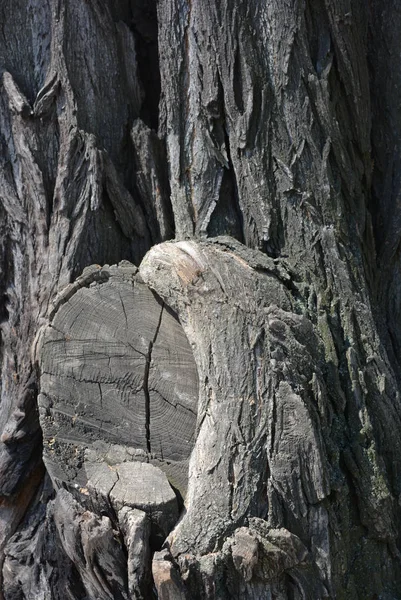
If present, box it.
[1,0,401,599]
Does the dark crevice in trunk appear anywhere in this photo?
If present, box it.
[35,114,60,231]
[207,90,244,242]
[207,166,244,243]
[233,47,244,115]
[159,137,175,239]
[305,0,331,79]
[130,0,160,131]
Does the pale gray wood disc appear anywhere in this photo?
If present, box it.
[38,266,198,494]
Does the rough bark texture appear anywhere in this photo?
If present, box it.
[1,0,401,599]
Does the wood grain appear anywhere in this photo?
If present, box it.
[38,264,198,498]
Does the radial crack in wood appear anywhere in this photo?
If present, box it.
[38,263,199,502]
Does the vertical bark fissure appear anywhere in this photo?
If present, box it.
[222,115,244,240]
[207,78,245,241]
[143,303,164,454]
[129,0,161,131]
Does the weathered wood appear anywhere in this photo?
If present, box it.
[2,0,401,598]
[152,552,188,600]
[0,0,172,585]
[140,238,401,598]
[52,487,130,600]
[3,475,88,600]
[118,507,151,600]
[38,263,198,500]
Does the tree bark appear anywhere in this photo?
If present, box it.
[1,0,401,599]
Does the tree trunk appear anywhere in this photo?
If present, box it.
[1,0,401,598]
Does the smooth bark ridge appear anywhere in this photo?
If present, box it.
[1,0,401,598]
